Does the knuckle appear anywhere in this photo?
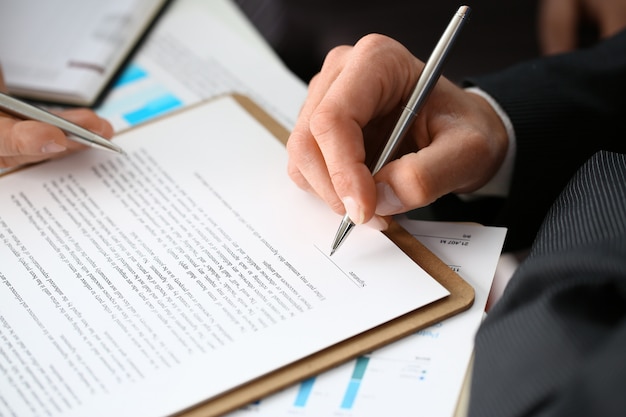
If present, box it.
[324,44,352,66]
[329,169,354,191]
[308,108,341,141]
[286,132,319,170]
[286,165,310,191]
[285,129,307,153]
[354,33,391,50]
[409,169,437,203]
[394,155,438,205]
[9,121,33,155]
[329,198,347,215]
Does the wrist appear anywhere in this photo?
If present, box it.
[461,87,516,198]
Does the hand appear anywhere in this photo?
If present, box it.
[0,66,114,169]
[538,0,626,54]
[286,34,508,229]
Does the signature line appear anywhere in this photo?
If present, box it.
[313,245,363,288]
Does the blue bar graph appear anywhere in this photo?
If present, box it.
[340,356,370,409]
[97,63,186,129]
[115,64,148,87]
[294,377,316,407]
[123,93,183,126]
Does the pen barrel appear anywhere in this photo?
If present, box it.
[371,6,470,176]
[332,6,470,255]
[406,6,470,112]
[371,108,415,175]
[0,91,123,154]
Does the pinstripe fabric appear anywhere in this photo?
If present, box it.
[468,152,626,417]
[466,29,626,251]
[532,151,626,257]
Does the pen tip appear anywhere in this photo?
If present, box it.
[329,248,336,257]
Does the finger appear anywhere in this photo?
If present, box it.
[0,65,7,93]
[287,47,355,213]
[588,0,626,38]
[291,35,421,223]
[286,124,338,205]
[0,109,114,169]
[0,117,70,157]
[373,137,486,214]
[538,0,580,54]
[373,104,508,215]
[56,108,114,139]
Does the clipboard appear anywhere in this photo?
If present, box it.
[0,93,474,417]
[171,94,475,417]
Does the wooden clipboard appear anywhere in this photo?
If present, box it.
[171,94,475,417]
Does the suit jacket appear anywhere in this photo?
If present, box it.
[464,30,626,417]
[468,151,626,416]
[428,28,626,251]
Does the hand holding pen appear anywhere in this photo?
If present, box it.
[286,6,508,252]
[0,69,119,170]
[330,6,470,254]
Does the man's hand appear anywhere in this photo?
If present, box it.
[538,0,626,54]
[0,66,114,169]
[286,34,509,229]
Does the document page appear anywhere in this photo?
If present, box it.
[96,0,307,132]
[0,96,448,417]
[228,219,506,417]
[0,0,167,106]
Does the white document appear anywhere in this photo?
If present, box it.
[228,219,506,417]
[0,96,448,417]
[96,0,307,132]
[0,0,168,106]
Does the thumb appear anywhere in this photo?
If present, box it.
[373,131,505,216]
[0,65,7,93]
[372,147,454,216]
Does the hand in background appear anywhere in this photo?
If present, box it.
[286,34,508,229]
[0,66,113,169]
[538,0,626,54]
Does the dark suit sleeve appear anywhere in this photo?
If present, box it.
[467,151,626,417]
[459,29,626,249]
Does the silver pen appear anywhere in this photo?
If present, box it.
[330,5,471,255]
[0,91,124,154]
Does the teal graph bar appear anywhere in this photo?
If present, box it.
[115,64,148,87]
[340,356,370,409]
[294,377,316,407]
[123,94,182,126]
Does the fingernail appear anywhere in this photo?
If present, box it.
[342,196,365,224]
[366,215,389,231]
[375,182,404,216]
[41,142,67,153]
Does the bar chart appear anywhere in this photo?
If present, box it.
[97,62,187,130]
[232,349,432,416]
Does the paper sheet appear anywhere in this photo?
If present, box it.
[0,96,448,417]
[227,219,506,417]
[96,0,307,132]
[0,0,166,105]
[0,2,506,415]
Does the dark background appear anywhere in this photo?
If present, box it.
[235,1,542,83]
